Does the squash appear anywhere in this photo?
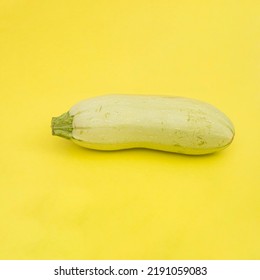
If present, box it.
[51,94,234,155]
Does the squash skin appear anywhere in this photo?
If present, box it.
[52,94,235,155]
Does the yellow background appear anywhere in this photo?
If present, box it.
[0,0,259,259]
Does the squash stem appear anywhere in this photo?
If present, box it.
[51,111,73,139]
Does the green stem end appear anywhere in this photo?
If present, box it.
[51,111,73,140]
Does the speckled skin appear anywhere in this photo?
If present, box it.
[52,94,234,155]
